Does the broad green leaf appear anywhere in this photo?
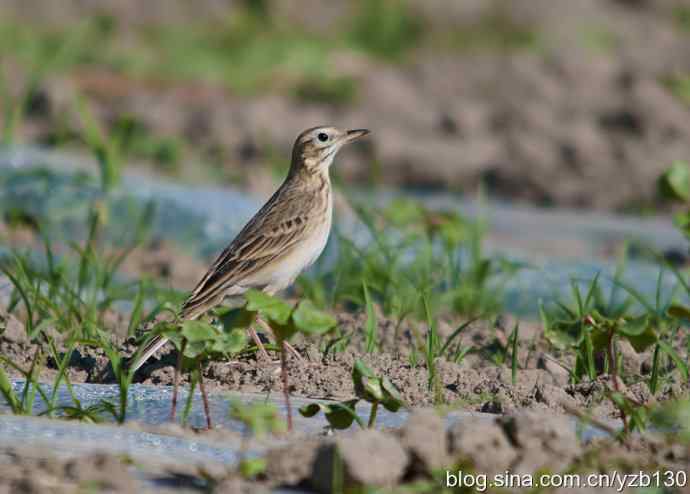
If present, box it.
[353,359,377,379]
[325,400,360,429]
[353,359,385,402]
[298,403,322,418]
[381,376,404,412]
[667,303,690,320]
[183,341,207,359]
[626,329,658,353]
[659,160,690,201]
[181,320,217,343]
[245,290,292,325]
[619,317,657,352]
[273,322,298,343]
[210,330,247,354]
[618,315,649,336]
[298,400,360,430]
[214,306,256,331]
[292,299,337,334]
[362,376,384,402]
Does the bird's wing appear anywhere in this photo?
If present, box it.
[180,190,313,317]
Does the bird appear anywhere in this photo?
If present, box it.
[130,126,370,427]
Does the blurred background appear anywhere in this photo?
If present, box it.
[1,0,690,314]
[1,0,688,209]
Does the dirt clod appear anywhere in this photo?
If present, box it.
[264,439,321,487]
[448,418,517,475]
[397,408,448,474]
[0,449,139,494]
[310,429,408,493]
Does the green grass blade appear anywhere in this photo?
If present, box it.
[127,282,145,336]
[511,322,520,386]
[649,343,660,395]
[658,340,689,381]
[0,364,21,413]
[439,319,475,357]
[363,280,377,353]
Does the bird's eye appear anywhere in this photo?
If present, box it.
[317,132,329,142]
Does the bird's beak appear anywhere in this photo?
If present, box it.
[344,129,370,143]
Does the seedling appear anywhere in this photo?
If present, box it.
[0,346,45,415]
[244,290,336,430]
[145,313,249,428]
[161,290,336,430]
[229,399,286,478]
[298,197,519,339]
[300,359,404,429]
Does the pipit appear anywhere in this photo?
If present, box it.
[131,126,370,428]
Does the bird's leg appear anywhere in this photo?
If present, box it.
[256,317,306,364]
[197,360,212,430]
[247,326,271,361]
[170,338,187,422]
[280,340,293,432]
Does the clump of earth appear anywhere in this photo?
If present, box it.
[1,408,687,493]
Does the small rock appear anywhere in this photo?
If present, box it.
[617,339,642,376]
[397,408,448,474]
[309,429,408,493]
[536,353,570,386]
[535,384,579,409]
[0,310,28,344]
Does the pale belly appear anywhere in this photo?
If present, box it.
[244,205,333,294]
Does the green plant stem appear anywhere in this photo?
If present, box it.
[181,368,197,427]
[367,401,379,428]
[511,323,519,386]
[607,331,619,391]
[584,329,596,381]
[649,344,660,395]
[280,340,292,432]
[607,330,628,433]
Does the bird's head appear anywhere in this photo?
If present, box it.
[290,126,370,176]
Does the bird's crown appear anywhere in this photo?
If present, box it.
[290,126,369,175]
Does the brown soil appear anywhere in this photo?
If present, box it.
[0,449,141,494]
[2,304,688,423]
[1,265,689,492]
[253,410,689,493]
[2,409,687,493]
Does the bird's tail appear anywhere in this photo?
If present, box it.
[130,334,171,373]
[129,302,204,373]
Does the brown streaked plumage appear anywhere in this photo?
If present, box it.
[132,126,370,373]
